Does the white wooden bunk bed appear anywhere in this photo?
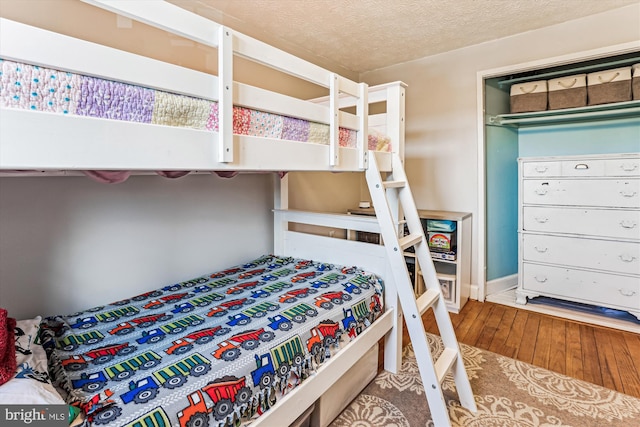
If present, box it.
[0,1,476,426]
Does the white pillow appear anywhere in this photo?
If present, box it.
[0,316,66,404]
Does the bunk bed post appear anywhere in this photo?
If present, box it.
[329,73,340,167]
[218,26,234,163]
[386,82,406,160]
[380,82,406,373]
[273,173,289,255]
[357,82,369,170]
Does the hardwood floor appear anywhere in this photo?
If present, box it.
[398,299,640,399]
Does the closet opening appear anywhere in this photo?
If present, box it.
[477,45,640,333]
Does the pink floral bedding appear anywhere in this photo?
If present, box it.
[0,59,391,152]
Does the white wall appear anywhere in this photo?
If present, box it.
[361,4,640,292]
[0,174,273,319]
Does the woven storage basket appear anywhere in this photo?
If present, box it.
[548,74,587,110]
[510,80,547,113]
[587,66,632,105]
[633,64,640,101]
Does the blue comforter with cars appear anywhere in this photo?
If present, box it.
[40,254,384,427]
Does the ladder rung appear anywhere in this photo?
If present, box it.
[383,180,406,188]
[416,288,440,314]
[399,233,422,250]
[434,347,458,384]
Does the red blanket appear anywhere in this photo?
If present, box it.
[0,308,17,385]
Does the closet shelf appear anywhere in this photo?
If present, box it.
[497,56,640,87]
[487,100,640,127]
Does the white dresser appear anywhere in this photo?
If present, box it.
[516,153,640,320]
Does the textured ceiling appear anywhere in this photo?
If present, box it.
[169,0,640,74]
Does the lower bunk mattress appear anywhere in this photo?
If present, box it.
[40,254,384,427]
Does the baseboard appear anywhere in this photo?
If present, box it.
[486,274,517,296]
[470,284,479,301]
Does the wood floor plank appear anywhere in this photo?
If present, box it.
[622,332,640,398]
[488,305,517,355]
[459,302,494,346]
[450,300,484,344]
[502,310,529,359]
[609,332,640,397]
[579,324,603,387]
[516,312,541,364]
[532,315,553,370]
[547,318,566,374]
[622,332,640,373]
[593,328,623,392]
[564,321,583,381]
[474,303,505,350]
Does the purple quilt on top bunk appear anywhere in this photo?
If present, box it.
[0,59,392,152]
[39,254,384,427]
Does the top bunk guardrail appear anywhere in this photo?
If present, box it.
[0,0,405,174]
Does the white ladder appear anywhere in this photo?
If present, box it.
[366,152,477,426]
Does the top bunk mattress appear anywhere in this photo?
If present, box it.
[39,254,384,427]
[0,58,392,154]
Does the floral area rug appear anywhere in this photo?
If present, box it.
[330,333,640,427]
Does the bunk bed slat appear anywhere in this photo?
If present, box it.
[82,0,220,47]
[0,109,392,171]
[0,18,217,99]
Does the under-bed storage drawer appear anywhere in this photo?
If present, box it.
[522,179,639,208]
[522,263,640,310]
[522,233,640,275]
[522,206,640,239]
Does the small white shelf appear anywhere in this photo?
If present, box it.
[347,208,472,313]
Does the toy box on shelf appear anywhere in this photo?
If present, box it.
[426,219,457,260]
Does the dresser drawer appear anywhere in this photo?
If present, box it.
[522,263,640,310]
[522,233,640,275]
[522,179,640,208]
[522,161,561,177]
[523,206,640,239]
[522,156,640,178]
[606,158,640,177]
[560,159,605,177]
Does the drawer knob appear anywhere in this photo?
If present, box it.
[535,188,548,195]
[618,289,637,297]
[621,163,638,172]
[535,166,548,173]
[534,246,548,253]
[534,217,549,223]
[574,163,589,170]
[620,189,637,198]
[619,254,637,263]
[534,275,547,283]
[620,220,638,229]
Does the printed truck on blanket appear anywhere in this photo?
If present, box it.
[178,375,252,425]
[61,342,137,370]
[212,328,276,361]
[251,335,306,389]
